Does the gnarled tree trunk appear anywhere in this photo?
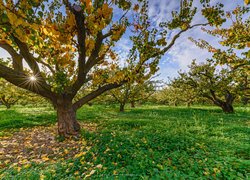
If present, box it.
[5,103,11,109]
[213,100,234,113]
[120,103,125,112]
[131,101,135,108]
[0,96,14,109]
[242,97,249,105]
[209,90,235,113]
[55,99,80,137]
[220,102,234,113]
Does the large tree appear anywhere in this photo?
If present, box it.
[173,60,241,113]
[190,5,250,106]
[0,0,226,136]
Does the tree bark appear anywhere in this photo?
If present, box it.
[220,103,234,113]
[120,103,125,112]
[186,102,191,107]
[242,97,249,105]
[0,96,12,109]
[5,103,11,109]
[131,101,135,108]
[56,100,81,137]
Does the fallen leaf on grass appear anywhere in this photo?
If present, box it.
[85,170,96,178]
[0,122,96,168]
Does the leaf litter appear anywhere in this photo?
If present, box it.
[0,122,97,169]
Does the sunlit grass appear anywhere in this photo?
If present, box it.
[0,105,249,179]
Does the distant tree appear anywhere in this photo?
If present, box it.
[237,72,250,105]
[18,91,49,107]
[190,5,250,107]
[110,80,158,112]
[153,86,181,106]
[169,81,198,107]
[152,84,198,107]
[0,78,21,108]
[173,60,242,113]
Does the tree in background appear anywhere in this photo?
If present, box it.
[0,0,226,136]
[18,91,49,107]
[110,80,158,112]
[190,5,250,106]
[151,85,198,107]
[236,72,250,105]
[0,78,21,108]
[0,78,49,108]
[171,85,198,107]
[173,60,242,113]
[152,86,181,106]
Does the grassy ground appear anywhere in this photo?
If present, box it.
[0,105,249,179]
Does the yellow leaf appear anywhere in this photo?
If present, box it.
[24,164,31,168]
[96,164,103,169]
[41,156,50,161]
[40,174,46,180]
[74,151,86,158]
[246,42,250,48]
[42,27,49,35]
[85,170,96,178]
[7,12,18,25]
[64,149,69,154]
[4,160,10,164]
[67,13,76,27]
[133,4,139,11]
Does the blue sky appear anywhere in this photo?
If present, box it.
[0,0,247,81]
[147,0,247,80]
[115,0,248,81]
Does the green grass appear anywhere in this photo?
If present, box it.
[0,105,250,179]
[0,106,55,133]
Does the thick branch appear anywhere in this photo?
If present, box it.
[11,36,52,93]
[209,89,224,106]
[63,1,87,95]
[73,82,124,110]
[225,90,235,104]
[72,31,112,95]
[203,94,214,102]
[0,43,23,71]
[85,32,104,72]
[0,64,55,101]
[38,60,55,74]
[83,30,114,74]
[73,10,86,87]
[111,92,122,103]
[12,36,40,75]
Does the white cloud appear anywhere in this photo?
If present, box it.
[0,49,10,59]
[148,0,178,25]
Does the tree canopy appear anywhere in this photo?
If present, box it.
[171,60,246,113]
